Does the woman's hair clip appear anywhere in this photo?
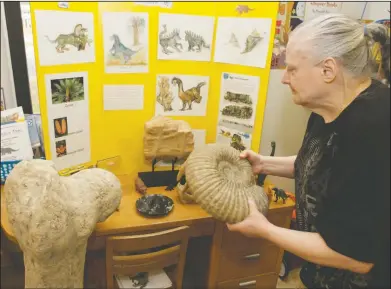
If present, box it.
[363,25,368,36]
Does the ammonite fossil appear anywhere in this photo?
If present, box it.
[176,144,270,224]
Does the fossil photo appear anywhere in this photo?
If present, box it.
[54,117,68,138]
[221,105,253,119]
[55,140,67,158]
[224,91,253,105]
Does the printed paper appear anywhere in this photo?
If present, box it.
[35,10,95,66]
[104,85,144,110]
[45,72,91,170]
[217,72,260,134]
[157,13,215,62]
[155,74,209,116]
[102,12,149,74]
[214,17,272,68]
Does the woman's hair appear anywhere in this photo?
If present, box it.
[289,13,390,84]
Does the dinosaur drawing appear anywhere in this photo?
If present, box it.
[156,76,174,112]
[227,33,240,48]
[1,147,19,156]
[159,24,183,54]
[241,29,262,54]
[184,31,210,52]
[236,5,255,15]
[45,24,92,53]
[171,77,205,111]
[109,34,140,64]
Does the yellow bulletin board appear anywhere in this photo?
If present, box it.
[30,2,278,178]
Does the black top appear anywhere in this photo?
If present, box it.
[294,79,390,289]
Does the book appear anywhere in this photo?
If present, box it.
[1,107,34,161]
[1,121,34,161]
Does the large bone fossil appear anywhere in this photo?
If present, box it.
[176,144,270,223]
[4,159,122,288]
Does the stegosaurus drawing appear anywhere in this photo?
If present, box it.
[184,31,210,52]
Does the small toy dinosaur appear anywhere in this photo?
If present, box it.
[272,187,288,204]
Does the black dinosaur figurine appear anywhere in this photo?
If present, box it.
[272,187,288,204]
[257,141,276,186]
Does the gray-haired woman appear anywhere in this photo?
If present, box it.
[228,14,390,289]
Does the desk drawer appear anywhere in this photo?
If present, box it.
[221,211,289,253]
[217,273,278,289]
[218,244,280,281]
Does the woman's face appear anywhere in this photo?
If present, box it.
[281,43,327,107]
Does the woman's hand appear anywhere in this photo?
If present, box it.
[226,199,273,239]
[240,150,264,174]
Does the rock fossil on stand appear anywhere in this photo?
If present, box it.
[144,116,194,162]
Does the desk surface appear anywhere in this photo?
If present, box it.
[1,175,294,243]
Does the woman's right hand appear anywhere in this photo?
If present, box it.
[240,150,264,174]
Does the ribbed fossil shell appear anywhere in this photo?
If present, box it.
[184,144,269,224]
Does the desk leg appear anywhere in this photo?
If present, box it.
[207,222,224,288]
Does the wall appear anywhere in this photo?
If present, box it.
[363,2,390,20]
[259,70,310,193]
[1,2,17,110]
[259,1,390,193]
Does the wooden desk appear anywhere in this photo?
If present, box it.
[1,176,214,245]
[1,175,295,288]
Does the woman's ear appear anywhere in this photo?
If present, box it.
[321,57,338,83]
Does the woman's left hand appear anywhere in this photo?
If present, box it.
[226,199,273,239]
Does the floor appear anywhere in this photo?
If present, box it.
[277,268,306,289]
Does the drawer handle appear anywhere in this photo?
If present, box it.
[239,280,256,287]
[243,253,260,260]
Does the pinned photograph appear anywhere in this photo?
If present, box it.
[217,73,260,133]
[51,76,84,104]
[55,140,67,158]
[34,10,95,66]
[54,117,68,138]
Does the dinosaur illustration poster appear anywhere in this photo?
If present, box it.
[45,72,91,171]
[34,10,95,66]
[213,17,272,68]
[102,12,149,74]
[217,73,260,134]
[157,13,215,62]
[155,74,209,116]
